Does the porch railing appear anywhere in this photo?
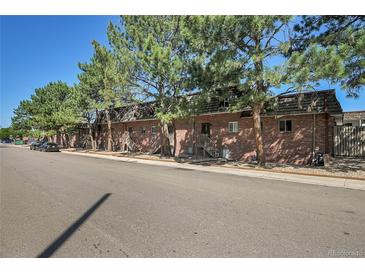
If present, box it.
[197,134,220,158]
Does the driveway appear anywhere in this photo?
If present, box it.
[1,145,365,257]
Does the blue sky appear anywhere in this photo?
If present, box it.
[0,15,120,127]
[1,16,364,128]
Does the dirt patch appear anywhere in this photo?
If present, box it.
[226,158,365,180]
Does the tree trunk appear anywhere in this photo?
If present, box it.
[172,122,177,157]
[95,109,100,150]
[60,127,69,148]
[65,133,70,148]
[61,132,67,148]
[160,122,172,157]
[105,109,113,151]
[88,125,96,150]
[252,103,266,165]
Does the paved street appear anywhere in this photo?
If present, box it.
[1,145,365,257]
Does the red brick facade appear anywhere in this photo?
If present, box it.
[58,112,335,165]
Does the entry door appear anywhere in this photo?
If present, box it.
[201,123,211,137]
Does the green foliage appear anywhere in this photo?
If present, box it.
[285,45,346,89]
[77,40,133,113]
[11,81,77,135]
[0,127,29,140]
[292,16,365,97]
[185,15,361,109]
[30,81,72,131]
[185,16,292,110]
[9,15,364,153]
[108,16,191,124]
[0,127,14,139]
[12,99,33,131]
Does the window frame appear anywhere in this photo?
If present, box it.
[228,121,239,133]
[279,120,292,133]
[223,98,229,108]
[151,125,158,135]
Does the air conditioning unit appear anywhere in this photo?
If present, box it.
[222,148,231,160]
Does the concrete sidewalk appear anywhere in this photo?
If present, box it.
[6,144,364,191]
[60,150,365,191]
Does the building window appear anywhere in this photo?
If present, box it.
[279,120,292,132]
[228,121,239,133]
[128,127,133,133]
[141,127,146,134]
[344,123,353,127]
[151,126,158,134]
[260,121,263,132]
[223,99,229,108]
[219,98,229,108]
[168,125,174,134]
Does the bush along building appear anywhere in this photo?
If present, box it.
[52,89,351,165]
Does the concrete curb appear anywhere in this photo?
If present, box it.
[60,150,365,191]
[5,145,364,191]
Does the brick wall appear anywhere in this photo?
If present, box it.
[125,120,161,152]
[64,112,335,165]
[259,113,333,165]
[174,119,194,155]
[185,112,334,165]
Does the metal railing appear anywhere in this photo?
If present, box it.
[197,134,220,157]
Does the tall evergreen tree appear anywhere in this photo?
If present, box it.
[291,16,365,97]
[185,16,348,165]
[11,81,78,145]
[185,16,293,164]
[12,99,33,132]
[108,16,191,157]
[77,40,133,151]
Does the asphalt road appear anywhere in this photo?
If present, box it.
[1,145,365,257]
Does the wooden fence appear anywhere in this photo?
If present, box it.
[333,126,365,157]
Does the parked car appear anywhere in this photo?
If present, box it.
[30,141,41,150]
[39,142,60,152]
[1,138,12,143]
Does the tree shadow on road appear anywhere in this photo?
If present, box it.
[37,193,112,258]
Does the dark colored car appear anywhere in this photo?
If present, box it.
[30,141,41,150]
[39,142,60,152]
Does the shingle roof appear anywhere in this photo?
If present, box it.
[196,89,343,117]
[98,89,342,123]
[265,89,342,116]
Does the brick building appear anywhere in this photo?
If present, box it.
[60,89,343,165]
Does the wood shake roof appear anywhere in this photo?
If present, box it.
[97,89,343,123]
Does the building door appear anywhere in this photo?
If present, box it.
[201,123,211,137]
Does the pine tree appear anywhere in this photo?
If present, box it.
[291,16,365,97]
[108,16,191,157]
[77,40,133,151]
[185,15,350,165]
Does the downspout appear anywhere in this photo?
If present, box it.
[312,112,316,163]
[324,94,329,154]
[192,118,196,158]
[325,113,329,154]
